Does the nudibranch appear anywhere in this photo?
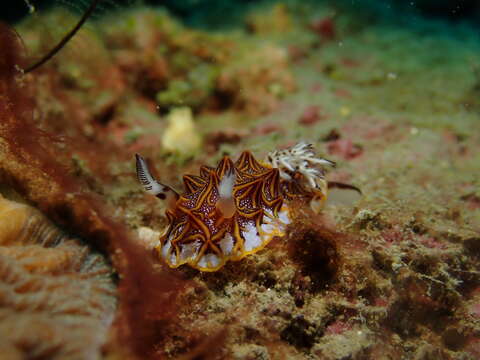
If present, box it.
[136,143,336,271]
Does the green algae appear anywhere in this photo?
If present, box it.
[156,63,219,109]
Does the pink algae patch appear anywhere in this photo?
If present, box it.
[340,58,361,68]
[309,17,336,40]
[327,139,362,160]
[466,338,480,358]
[298,105,326,126]
[469,303,480,318]
[254,121,284,135]
[363,123,396,140]
[288,45,308,62]
[380,226,413,246]
[460,193,480,211]
[310,83,323,93]
[334,88,352,99]
[374,297,389,307]
[326,321,351,335]
[419,236,447,250]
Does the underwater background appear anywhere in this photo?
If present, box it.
[0,0,479,359]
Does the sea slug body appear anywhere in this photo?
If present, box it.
[136,143,335,271]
